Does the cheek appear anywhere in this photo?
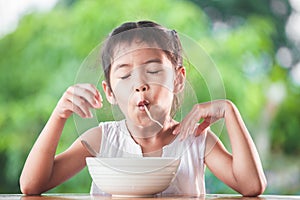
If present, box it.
[161,74,175,92]
[152,85,174,105]
[112,82,130,106]
[110,73,130,97]
[147,71,175,92]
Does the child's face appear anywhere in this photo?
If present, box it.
[105,41,177,127]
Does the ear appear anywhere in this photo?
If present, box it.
[102,81,117,104]
[173,66,186,94]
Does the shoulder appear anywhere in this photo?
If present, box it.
[81,126,103,140]
[75,120,123,157]
[205,129,225,154]
[205,129,220,151]
[79,126,103,156]
[204,129,231,164]
[80,120,126,148]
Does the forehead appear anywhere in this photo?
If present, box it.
[111,41,172,68]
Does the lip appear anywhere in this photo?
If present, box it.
[137,100,149,110]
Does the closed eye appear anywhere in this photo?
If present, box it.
[147,70,162,74]
[120,74,131,79]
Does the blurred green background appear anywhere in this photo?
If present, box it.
[0,0,300,195]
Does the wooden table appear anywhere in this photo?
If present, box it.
[0,194,299,200]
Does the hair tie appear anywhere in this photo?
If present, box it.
[171,30,177,35]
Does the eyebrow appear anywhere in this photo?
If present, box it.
[114,63,131,72]
[113,58,163,72]
[143,58,162,65]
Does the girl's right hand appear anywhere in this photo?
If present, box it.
[54,83,103,119]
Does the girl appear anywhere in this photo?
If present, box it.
[20,21,267,197]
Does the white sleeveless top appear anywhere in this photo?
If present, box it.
[90,120,207,196]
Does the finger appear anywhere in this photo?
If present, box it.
[181,123,198,141]
[175,103,203,140]
[76,85,101,108]
[195,124,209,137]
[58,98,88,118]
[77,83,99,97]
[179,123,189,141]
[65,100,89,118]
[195,117,216,136]
[81,83,103,103]
[172,124,180,135]
[68,95,93,118]
[69,84,102,108]
[95,87,103,102]
[179,123,194,141]
[178,117,198,140]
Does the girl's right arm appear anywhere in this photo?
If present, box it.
[19,84,102,195]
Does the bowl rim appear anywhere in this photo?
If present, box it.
[86,156,179,160]
[86,157,181,174]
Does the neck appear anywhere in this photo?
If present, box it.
[125,116,176,141]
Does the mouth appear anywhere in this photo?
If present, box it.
[137,100,149,111]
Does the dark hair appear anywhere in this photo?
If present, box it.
[101,20,183,89]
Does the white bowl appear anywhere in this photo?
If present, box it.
[86,157,180,197]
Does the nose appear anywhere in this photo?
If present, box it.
[132,69,149,92]
[135,83,149,92]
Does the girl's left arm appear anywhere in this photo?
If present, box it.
[173,100,267,196]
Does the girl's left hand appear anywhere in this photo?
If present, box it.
[173,100,230,140]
